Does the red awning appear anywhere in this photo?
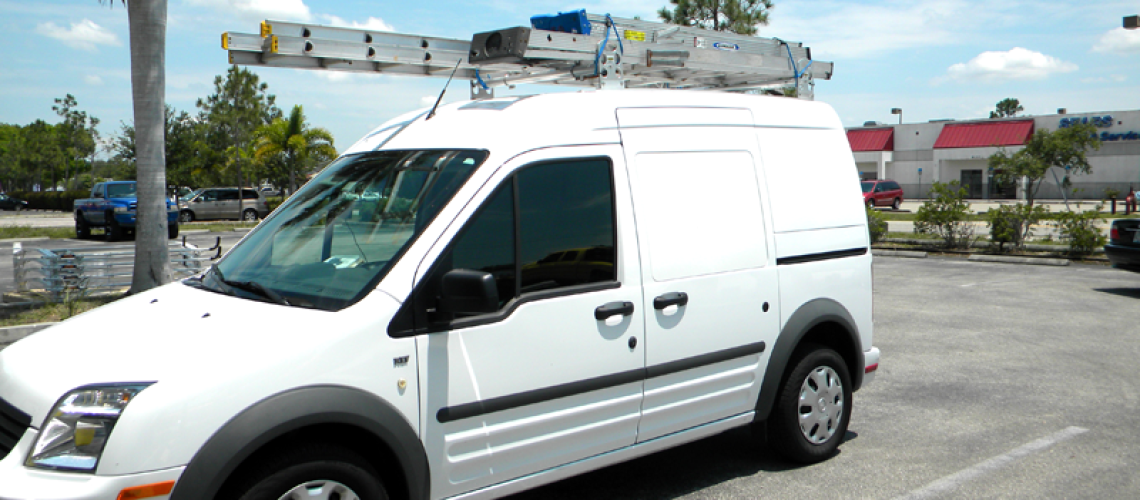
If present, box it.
[933,120,1034,149]
[847,128,894,152]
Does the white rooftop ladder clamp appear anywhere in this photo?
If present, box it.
[220,9,833,100]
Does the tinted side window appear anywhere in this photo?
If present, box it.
[518,159,615,293]
[887,182,901,191]
[418,157,616,324]
[448,184,517,307]
[242,189,259,200]
[218,190,240,201]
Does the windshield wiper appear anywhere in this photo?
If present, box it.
[225,279,291,306]
[203,264,290,306]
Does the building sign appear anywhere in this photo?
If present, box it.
[1058,115,1140,142]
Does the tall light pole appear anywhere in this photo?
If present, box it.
[891,108,902,125]
[1130,16,1139,210]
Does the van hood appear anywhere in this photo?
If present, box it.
[0,282,342,425]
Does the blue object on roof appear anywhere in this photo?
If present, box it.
[531,9,591,35]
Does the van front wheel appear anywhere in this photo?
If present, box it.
[229,443,388,500]
[766,346,852,464]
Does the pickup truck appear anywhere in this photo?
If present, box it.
[74,181,179,240]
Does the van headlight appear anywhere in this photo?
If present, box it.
[26,384,151,472]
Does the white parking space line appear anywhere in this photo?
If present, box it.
[894,426,1088,500]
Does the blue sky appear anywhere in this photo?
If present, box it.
[4,0,1140,156]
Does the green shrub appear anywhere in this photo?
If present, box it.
[984,203,1048,253]
[866,205,887,243]
[11,190,88,211]
[913,181,973,248]
[1053,206,1107,257]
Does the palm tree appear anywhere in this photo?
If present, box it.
[253,105,336,194]
[104,0,171,293]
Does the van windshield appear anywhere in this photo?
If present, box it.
[188,150,488,311]
[860,182,873,193]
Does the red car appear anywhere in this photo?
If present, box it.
[862,179,904,209]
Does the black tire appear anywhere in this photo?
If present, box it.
[891,197,901,210]
[75,215,90,239]
[105,215,124,242]
[766,345,852,464]
[179,210,194,223]
[242,208,259,222]
[866,198,875,208]
[168,222,179,239]
[226,442,388,500]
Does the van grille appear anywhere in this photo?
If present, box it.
[0,396,31,461]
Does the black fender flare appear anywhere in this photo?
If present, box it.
[170,385,429,500]
[754,298,864,422]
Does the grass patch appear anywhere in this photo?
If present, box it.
[0,295,121,327]
[0,225,77,240]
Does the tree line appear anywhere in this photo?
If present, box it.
[0,66,335,198]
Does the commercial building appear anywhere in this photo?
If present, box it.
[847,109,1140,200]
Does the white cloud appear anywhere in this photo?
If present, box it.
[83,75,103,86]
[184,0,313,23]
[316,72,355,83]
[35,19,121,52]
[320,15,395,32]
[943,47,1077,83]
[1092,28,1140,54]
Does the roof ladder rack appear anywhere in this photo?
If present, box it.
[220,10,834,100]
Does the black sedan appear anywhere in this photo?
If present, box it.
[0,194,28,211]
[1105,219,1140,273]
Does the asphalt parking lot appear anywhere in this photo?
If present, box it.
[505,256,1140,499]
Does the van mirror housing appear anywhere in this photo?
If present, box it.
[439,269,500,315]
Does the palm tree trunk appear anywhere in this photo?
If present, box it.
[127,0,172,293]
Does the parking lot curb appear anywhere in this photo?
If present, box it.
[872,249,928,258]
[0,322,58,349]
[0,237,49,244]
[967,255,1070,266]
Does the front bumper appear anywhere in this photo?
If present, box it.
[0,428,183,500]
[1105,243,1140,273]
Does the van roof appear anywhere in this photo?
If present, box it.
[343,90,844,157]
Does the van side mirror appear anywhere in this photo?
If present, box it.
[439,269,499,315]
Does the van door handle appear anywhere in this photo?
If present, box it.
[595,301,634,321]
[653,292,688,310]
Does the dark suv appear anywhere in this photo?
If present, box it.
[862,179,904,209]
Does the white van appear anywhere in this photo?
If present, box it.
[0,90,879,500]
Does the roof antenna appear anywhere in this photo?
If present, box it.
[426,59,462,120]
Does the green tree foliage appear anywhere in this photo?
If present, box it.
[658,0,773,34]
[989,98,1024,119]
[196,66,282,191]
[52,94,101,191]
[914,181,974,249]
[253,105,336,193]
[114,105,207,189]
[989,123,1101,207]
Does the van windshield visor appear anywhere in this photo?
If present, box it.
[195,150,487,311]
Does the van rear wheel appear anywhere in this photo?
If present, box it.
[228,442,388,500]
[766,345,852,463]
[891,197,901,210]
[242,208,258,222]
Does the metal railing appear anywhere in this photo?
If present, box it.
[13,238,222,301]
